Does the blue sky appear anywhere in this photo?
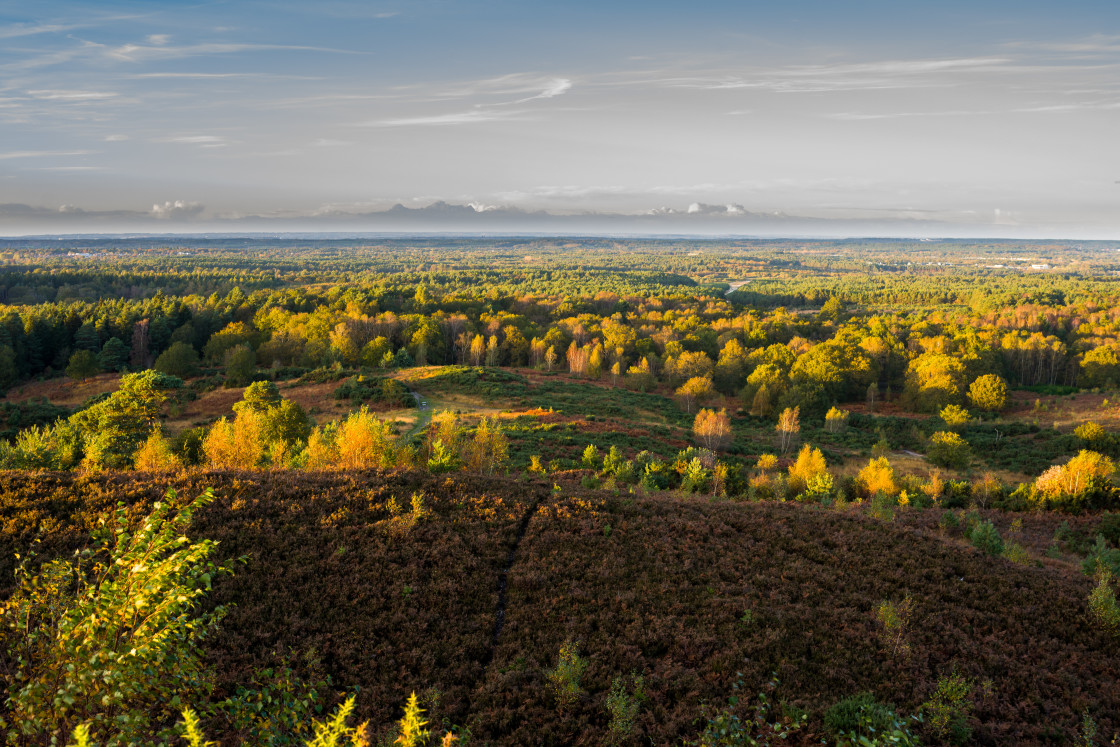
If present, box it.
[1,1,1119,236]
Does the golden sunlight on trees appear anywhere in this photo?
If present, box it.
[133,426,181,471]
[203,410,266,469]
[693,408,732,451]
[1033,450,1116,510]
[463,416,509,474]
[968,373,1009,412]
[776,406,800,454]
[336,406,402,469]
[787,443,828,494]
[859,456,897,497]
[824,407,849,433]
[675,375,714,414]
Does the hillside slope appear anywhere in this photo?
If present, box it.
[0,470,1115,744]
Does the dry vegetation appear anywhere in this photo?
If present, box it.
[1,469,1116,744]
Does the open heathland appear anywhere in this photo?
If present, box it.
[0,469,1116,744]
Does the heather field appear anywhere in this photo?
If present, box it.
[1,469,1115,745]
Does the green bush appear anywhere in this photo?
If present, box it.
[922,672,974,744]
[546,641,588,710]
[823,692,898,737]
[1098,513,1120,546]
[1082,536,1120,578]
[927,430,971,469]
[1088,568,1120,636]
[968,520,1004,556]
[688,676,806,747]
[605,673,646,743]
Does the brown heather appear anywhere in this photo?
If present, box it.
[0,469,1116,744]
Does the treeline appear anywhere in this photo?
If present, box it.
[6,278,1120,412]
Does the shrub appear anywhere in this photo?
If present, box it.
[927,430,971,470]
[688,675,806,747]
[582,444,600,468]
[204,410,267,469]
[968,520,1004,556]
[1088,568,1120,635]
[922,672,974,744]
[0,488,237,744]
[787,443,828,495]
[823,692,898,737]
[393,692,430,747]
[1099,513,1120,546]
[605,673,646,743]
[877,595,913,658]
[939,510,960,532]
[1002,542,1032,566]
[133,426,182,471]
[336,406,403,470]
[603,445,627,475]
[1082,536,1120,578]
[939,404,970,429]
[546,641,588,710]
[1075,421,1108,443]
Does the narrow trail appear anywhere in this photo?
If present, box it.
[480,496,541,669]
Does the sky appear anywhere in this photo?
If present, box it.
[1,0,1119,237]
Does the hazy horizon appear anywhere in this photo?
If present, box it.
[2,1,1119,238]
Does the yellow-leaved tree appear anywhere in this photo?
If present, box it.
[693,408,732,451]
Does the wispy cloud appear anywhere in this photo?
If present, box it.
[1015,101,1120,112]
[371,109,526,127]
[1006,34,1120,55]
[27,89,117,101]
[0,23,79,40]
[130,71,316,80]
[364,75,572,127]
[155,135,228,147]
[106,41,361,63]
[513,78,571,103]
[0,150,96,160]
[826,109,987,121]
[661,57,1013,94]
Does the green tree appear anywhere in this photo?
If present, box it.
[98,337,130,373]
[0,345,17,391]
[66,349,101,381]
[73,322,101,352]
[70,370,184,469]
[237,380,283,412]
[224,344,257,387]
[154,341,201,379]
[927,430,971,470]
